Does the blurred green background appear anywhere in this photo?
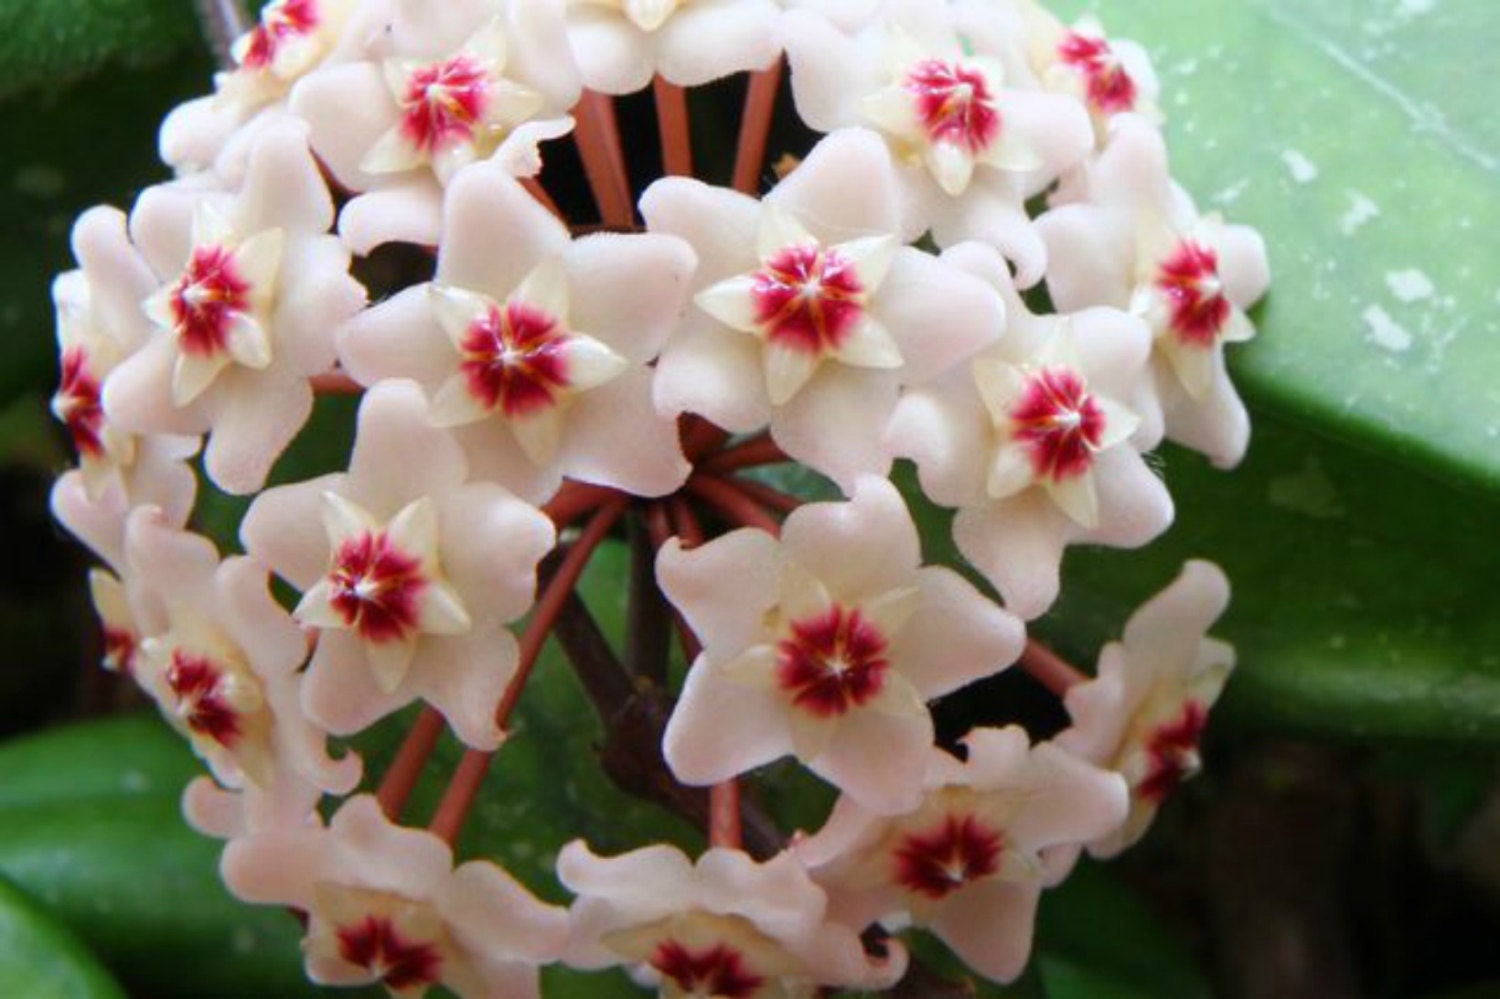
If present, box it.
[2,0,1499,996]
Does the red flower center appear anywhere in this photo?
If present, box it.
[1155,241,1231,348]
[1138,700,1208,804]
[1057,32,1138,114]
[54,346,105,457]
[894,813,1004,899]
[775,603,890,718]
[102,626,139,678]
[399,55,491,155]
[239,0,320,72]
[328,531,428,644]
[165,652,243,748]
[904,58,1001,153]
[169,245,252,358]
[336,915,443,990]
[458,302,573,417]
[751,244,866,356]
[1009,367,1107,481]
[651,940,764,998]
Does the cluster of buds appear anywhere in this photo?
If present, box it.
[47,0,1266,994]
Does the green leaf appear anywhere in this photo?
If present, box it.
[0,54,211,408]
[1060,0,1500,494]
[0,0,203,99]
[0,873,127,999]
[0,716,368,998]
[1036,859,1210,999]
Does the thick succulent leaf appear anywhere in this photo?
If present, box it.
[0,718,370,998]
[0,0,203,98]
[0,55,210,408]
[1059,0,1500,492]
[0,873,127,999]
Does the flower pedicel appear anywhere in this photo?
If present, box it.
[47,0,1265,994]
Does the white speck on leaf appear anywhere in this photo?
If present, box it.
[1363,305,1413,352]
[1281,148,1319,183]
[1268,457,1345,520]
[1385,269,1435,302]
[1340,191,1381,234]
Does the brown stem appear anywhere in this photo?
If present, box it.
[428,749,493,845]
[686,475,783,536]
[542,481,621,529]
[311,372,362,394]
[426,500,627,845]
[725,476,803,516]
[699,433,787,474]
[194,0,249,69]
[521,177,564,220]
[653,76,693,177]
[573,91,635,227]
[1019,638,1087,697]
[375,707,446,820]
[626,517,671,686]
[680,415,730,461]
[668,497,706,548]
[732,59,784,195]
[709,781,743,849]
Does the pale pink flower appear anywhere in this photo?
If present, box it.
[659,475,1024,814]
[102,119,366,494]
[643,128,1003,491]
[794,726,1127,983]
[338,164,693,504]
[1058,560,1235,856]
[564,0,782,94]
[558,840,905,996]
[123,506,361,800]
[224,794,568,998]
[1037,114,1270,467]
[783,0,1093,286]
[887,242,1171,620]
[1008,4,1162,138]
[291,0,580,252]
[242,379,555,749]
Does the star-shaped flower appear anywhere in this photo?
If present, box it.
[795,726,1127,983]
[337,164,693,504]
[123,507,360,801]
[291,0,580,252]
[887,242,1170,619]
[564,0,783,94]
[102,120,366,494]
[242,380,555,748]
[558,841,905,996]
[1056,560,1235,856]
[783,6,1093,286]
[1037,114,1269,467]
[659,475,1024,813]
[644,127,1002,490]
[224,795,568,998]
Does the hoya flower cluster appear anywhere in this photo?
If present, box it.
[47,0,1265,994]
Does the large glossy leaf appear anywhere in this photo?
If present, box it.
[1061,0,1500,493]
[0,873,126,999]
[0,717,361,998]
[0,0,203,98]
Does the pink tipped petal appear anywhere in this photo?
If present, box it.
[654,0,781,86]
[782,476,919,600]
[657,532,782,657]
[558,370,692,497]
[439,167,570,298]
[338,182,444,255]
[772,366,896,493]
[202,368,313,494]
[664,658,792,785]
[407,628,514,749]
[337,285,452,389]
[562,233,697,362]
[929,879,1040,983]
[891,567,1023,698]
[767,128,901,241]
[241,474,344,589]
